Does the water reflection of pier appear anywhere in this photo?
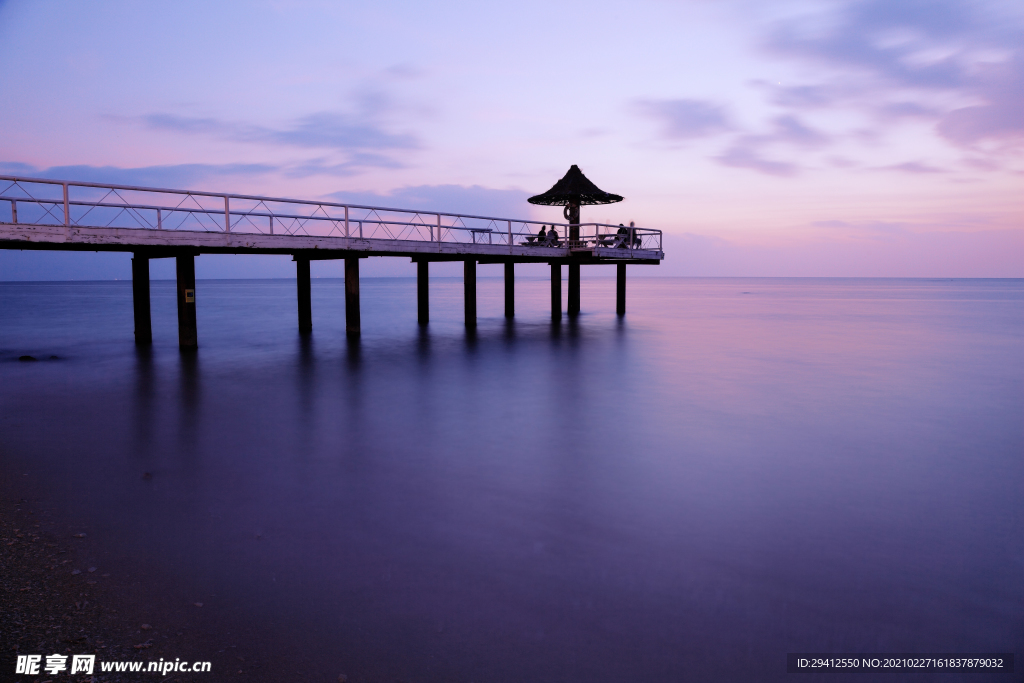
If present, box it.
[0,169,663,347]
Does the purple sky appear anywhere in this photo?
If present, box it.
[1,0,1021,279]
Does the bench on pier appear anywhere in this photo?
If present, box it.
[595,232,641,249]
[469,228,493,244]
[522,232,561,247]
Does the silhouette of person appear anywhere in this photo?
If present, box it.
[547,226,558,245]
[630,221,641,248]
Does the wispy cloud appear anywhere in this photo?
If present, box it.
[634,99,733,139]
[810,219,910,234]
[709,115,830,176]
[763,0,1005,89]
[961,156,1001,171]
[759,0,1023,147]
[876,102,940,118]
[759,82,840,109]
[937,54,1024,144]
[0,157,394,188]
[382,63,425,80]
[639,1,1020,178]
[877,161,946,173]
[635,98,823,175]
[760,82,943,123]
[282,154,405,178]
[325,185,532,219]
[128,106,420,174]
[765,115,831,147]
[0,161,279,188]
[715,145,798,177]
[142,111,418,152]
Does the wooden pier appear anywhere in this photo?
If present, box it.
[0,175,663,348]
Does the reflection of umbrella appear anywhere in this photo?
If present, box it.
[528,165,623,224]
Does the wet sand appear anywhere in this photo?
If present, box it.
[1,496,306,683]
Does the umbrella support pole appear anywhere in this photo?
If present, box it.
[568,262,580,316]
[617,263,626,316]
[551,263,561,320]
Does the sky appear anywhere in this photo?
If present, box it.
[0,0,1021,279]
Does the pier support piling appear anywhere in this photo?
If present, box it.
[551,263,562,320]
[568,262,580,317]
[175,254,198,349]
[296,257,312,334]
[417,261,429,325]
[345,257,361,338]
[131,253,152,345]
[464,259,477,328]
[504,262,514,318]
[616,263,626,316]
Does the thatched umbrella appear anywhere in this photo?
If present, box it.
[528,165,623,230]
[529,165,623,317]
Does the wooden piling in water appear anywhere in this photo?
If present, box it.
[504,262,514,318]
[616,263,626,316]
[464,259,477,328]
[551,263,562,320]
[131,253,152,345]
[345,257,360,338]
[296,257,312,334]
[175,254,198,349]
[417,261,429,325]
[568,262,580,317]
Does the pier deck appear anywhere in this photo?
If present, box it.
[0,175,663,344]
[0,175,663,263]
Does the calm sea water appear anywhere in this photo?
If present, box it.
[1,277,1022,681]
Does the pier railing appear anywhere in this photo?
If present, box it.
[0,176,662,254]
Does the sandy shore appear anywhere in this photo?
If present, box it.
[0,496,300,683]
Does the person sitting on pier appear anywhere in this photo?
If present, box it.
[629,221,641,248]
[523,225,547,246]
[615,224,628,248]
[547,226,559,246]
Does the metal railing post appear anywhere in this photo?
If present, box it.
[344,206,349,238]
[63,183,69,226]
[157,208,162,229]
[224,196,231,232]
[508,220,512,253]
[269,215,274,235]
[10,199,16,224]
